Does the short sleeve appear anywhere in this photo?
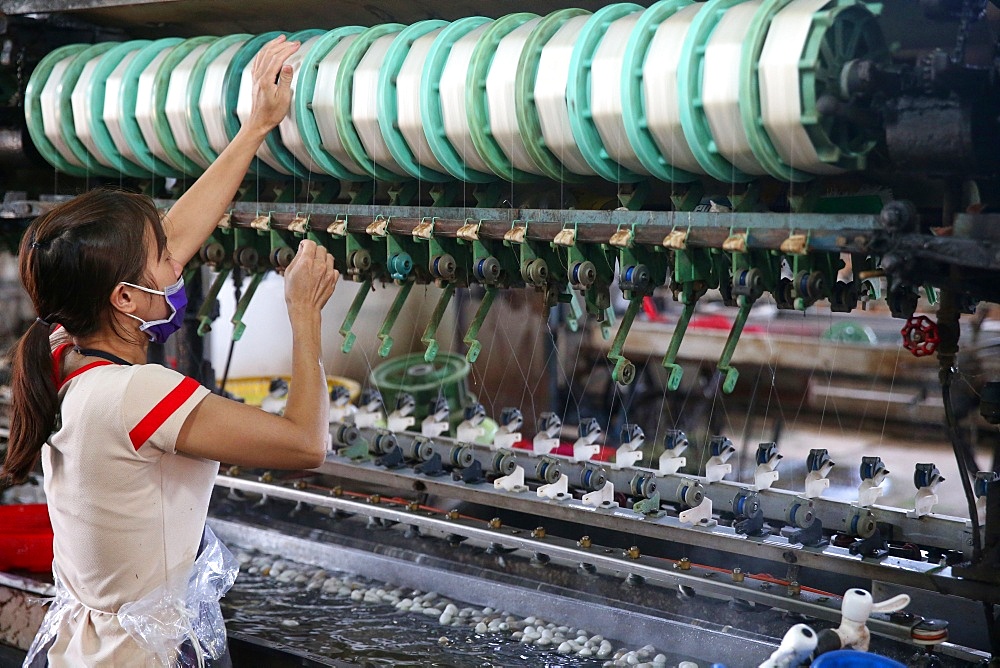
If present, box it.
[122,365,211,454]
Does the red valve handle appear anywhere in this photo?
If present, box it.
[901,315,940,357]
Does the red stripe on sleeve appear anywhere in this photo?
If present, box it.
[58,361,114,390]
[128,377,201,451]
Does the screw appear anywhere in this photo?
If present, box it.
[732,568,745,583]
[447,510,460,521]
[368,494,381,504]
[406,501,420,512]
[331,486,343,497]
[787,581,801,597]
[226,465,241,477]
[259,471,273,483]
[578,536,592,548]
[625,546,641,560]
[532,527,546,539]
[293,480,307,490]
[678,557,691,571]
[488,518,502,530]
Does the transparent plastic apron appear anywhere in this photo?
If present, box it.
[25,524,238,668]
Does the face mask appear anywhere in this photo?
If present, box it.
[120,277,187,344]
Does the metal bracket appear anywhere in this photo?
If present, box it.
[376,280,414,357]
[463,286,498,363]
[421,283,456,362]
[231,271,266,341]
[339,279,373,353]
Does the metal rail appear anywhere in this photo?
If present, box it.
[213,474,989,664]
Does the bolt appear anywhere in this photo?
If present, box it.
[293,480,307,490]
[259,471,273,483]
[732,568,744,583]
[407,501,420,512]
[331,486,343,497]
[578,536,592,548]
[488,517,502,530]
[787,581,801,597]
[625,546,641,560]
[368,494,381,504]
[678,557,691,571]
[447,510,460,521]
[226,465,241,477]
[532,527,546,539]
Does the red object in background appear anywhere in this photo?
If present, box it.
[0,504,54,572]
[511,440,618,463]
[901,315,940,357]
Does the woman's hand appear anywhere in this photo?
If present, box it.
[283,239,339,318]
[246,34,300,136]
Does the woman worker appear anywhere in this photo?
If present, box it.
[1,35,338,665]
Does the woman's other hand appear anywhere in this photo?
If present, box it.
[283,239,339,318]
[246,34,300,135]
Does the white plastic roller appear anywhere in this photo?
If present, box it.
[40,55,84,169]
[201,38,249,158]
[642,3,704,175]
[439,22,494,176]
[71,55,114,169]
[103,48,143,170]
[759,0,843,175]
[396,27,447,174]
[352,32,409,178]
[534,15,595,176]
[165,42,212,170]
[589,10,647,175]
[312,34,367,177]
[237,55,292,175]
[279,35,323,173]
[486,17,544,176]
[702,0,768,175]
[135,47,185,172]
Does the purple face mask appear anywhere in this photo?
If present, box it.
[120,277,188,343]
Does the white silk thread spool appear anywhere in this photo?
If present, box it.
[534,15,595,176]
[439,22,494,176]
[201,38,248,157]
[104,49,143,168]
[40,56,84,168]
[165,42,212,170]
[237,55,292,174]
[702,0,767,175]
[279,35,322,173]
[353,32,409,177]
[313,34,367,177]
[486,17,544,175]
[397,28,447,174]
[136,46,185,172]
[71,55,115,169]
[759,0,842,174]
[590,11,648,175]
[642,4,704,175]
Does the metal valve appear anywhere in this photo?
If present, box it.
[901,315,940,357]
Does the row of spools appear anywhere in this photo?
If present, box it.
[25,0,884,186]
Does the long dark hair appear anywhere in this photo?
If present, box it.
[1,189,167,486]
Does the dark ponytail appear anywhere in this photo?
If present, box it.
[1,188,165,486]
[3,320,59,486]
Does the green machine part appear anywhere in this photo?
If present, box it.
[418,219,476,363]
[714,237,784,394]
[511,222,572,311]
[661,241,727,391]
[608,227,672,385]
[195,226,235,336]
[458,222,521,363]
[558,224,615,339]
